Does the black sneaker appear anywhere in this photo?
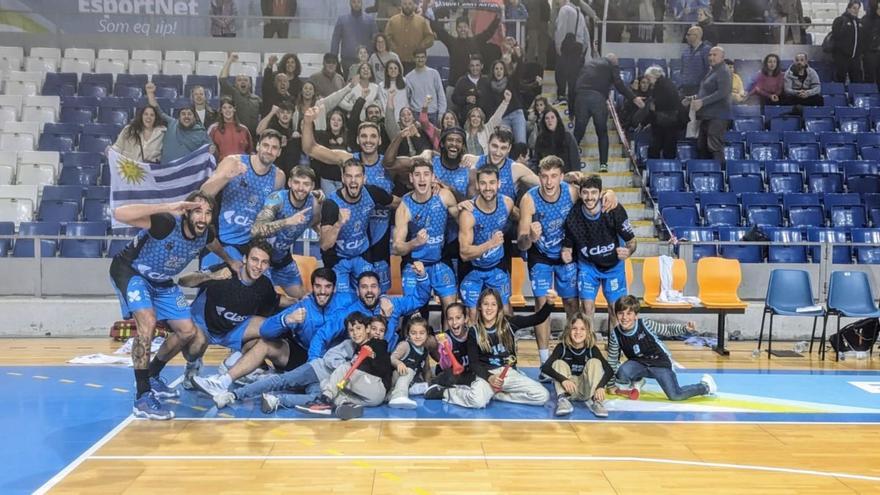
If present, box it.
[335,402,364,420]
[424,384,446,400]
[294,395,333,416]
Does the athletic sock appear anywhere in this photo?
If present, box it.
[135,369,151,398]
[538,348,550,364]
[148,357,169,378]
[219,374,233,389]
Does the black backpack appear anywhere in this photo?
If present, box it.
[830,318,880,352]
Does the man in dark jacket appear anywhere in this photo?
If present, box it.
[451,55,491,122]
[523,0,551,63]
[832,1,864,82]
[262,0,298,39]
[690,46,731,162]
[572,54,644,172]
[862,1,880,86]
[431,16,500,92]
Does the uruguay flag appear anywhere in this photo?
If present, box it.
[108,144,216,227]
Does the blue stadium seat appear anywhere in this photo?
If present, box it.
[152,74,184,97]
[80,73,113,96]
[62,151,104,168]
[765,227,808,263]
[78,134,113,153]
[822,82,846,95]
[42,185,85,203]
[763,106,795,119]
[830,205,867,228]
[60,104,95,124]
[741,192,782,209]
[657,192,695,209]
[842,161,880,194]
[783,131,820,160]
[745,204,783,227]
[724,131,745,160]
[824,94,849,107]
[38,200,79,223]
[42,123,82,147]
[784,193,824,227]
[107,227,138,257]
[770,116,801,132]
[676,141,698,160]
[852,94,880,109]
[807,227,851,263]
[847,82,878,95]
[733,117,764,132]
[649,171,685,198]
[852,228,880,264]
[804,117,835,133]
[718,226,764,263]
[804,161,844,194]
[42,73,77,97]
[98,97,136,126]
[85,185,110,200]
[0,221,12,256]
[77,82,108,98]
[765,161,803,193]
[60,221,107,258]
[646,159,681,175]
[836,107,869,133]
[115,74,148,97]
[185,75,219,98]
[726,160,763,193]
[700,192,740,226]
[864,193,880,225]
[100,163,111,186]
[732,105,763,118]
[860,147,880,160]
[13,221,60,257]
[820,132,858,161]
[857,133,880,158]
[59,166,99,186]
[37,134,75,152]
[746,131,783,160]
[82,198,110,221]
[662,206,699,228]
[686,160,723,193]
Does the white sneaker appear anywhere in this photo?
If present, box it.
[261,393,280,414]
[192,374,228,397]
[409,382,428,395]
[213,391,235,409]
[701,374,717,395]
[555,396,574,416]
[218,351,242,376]
[182,358,202,390]
[632,378,646,391]
[388,396,418,409]
[587,399,609,418]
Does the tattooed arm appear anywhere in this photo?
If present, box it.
[250,195,313,240]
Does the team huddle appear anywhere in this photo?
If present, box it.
[109,106,717,421]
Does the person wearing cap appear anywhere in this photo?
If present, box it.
[309,54,346,98]
[145,81,210,163]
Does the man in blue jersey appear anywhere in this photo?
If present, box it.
[392,158,465,318]
[302,105,401,293]
[250,166,323,299]
[109,191,241,420]
[459,166,518,321]
[200,129,287,268]
[308,268,432,357]
[465,126,540,200]
[562,174,636,330]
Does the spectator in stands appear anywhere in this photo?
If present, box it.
[190,86,218,129]
[464,94,509,155]
[332,0,378,73]
[220,53,262,138]
[369,33,401,86]
[341,63,383,120]
[309,53,346,98]
[773,0,805,44]
[208,97,254,160]
[523,0,551,63]
[386,106,432,156]
[210,0,237,37]
[256,101,299,177]
[689,46,731,162]
[406,50,446,124]
[429,16,500,98]
[644,66,683,159]
[265,54,304,104]
[572,54,643,173]
[682,8,718,45]
[620,77,651,129]
[347,46,371,81]
[262,0,297,38]
[674,1,712,42]
[472,0,506,66]
[732,0,771,43]
[451,55,490,124]
[783,53,824,106]
[679,26,712,96]
[863,1,880,86]
[381,59,411,121]
[532,107,580,172]
[526,96,549,149]
[113,104,166,163]
[504,0,529,38]
[145,83,209,164]
[832,1,864,83]
[385,0,435,73]
[312,108,349,193]
[726,59,747,103]
[420,109,459,149]
[481,61,527,144]
[748,53,784,105]
[366,0,401,30]
[260,71,294,118]
[554,0,590,103]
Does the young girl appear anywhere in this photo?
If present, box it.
[429,302,473,388]
[609,295,717,401]
[348,46,371,80]
[481,60,526,144]
[425,289,551,408]
[297,312,393,420]
[381,60,410,121]
[421,109,459,149]
[388,316,438,408]
[207,97,252,160]
[526,95,548,149]
[540,313,613,418]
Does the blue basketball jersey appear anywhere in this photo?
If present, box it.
[476,155,516,199]
[528,186,574,260]
[470,196,509,269]
[129,216,209,283]
[355,152,392,245]
[403,193,448,263]
[262,190,314,264]
[218,154,279,245]
[328,188,375,258]
[432,156,469,199]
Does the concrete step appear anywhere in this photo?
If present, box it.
[593,171,633,188]
[634,237,664,257]
[623,203,652,221]
[612,187,642,204]
[577,161,630,174]
[631,219,656,237]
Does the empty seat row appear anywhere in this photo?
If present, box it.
[0,220,137,258]
[42,73,227,99]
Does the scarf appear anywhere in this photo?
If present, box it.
[490,77,508,93]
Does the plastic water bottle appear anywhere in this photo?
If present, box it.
[751,348,761,359]
[856,351,869,360]
[793,341,809,354]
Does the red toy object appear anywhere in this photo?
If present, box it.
[337,345,373,390]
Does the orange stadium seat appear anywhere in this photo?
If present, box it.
[292,254,318,293]
[697,257,748,309]
[389,255,403,295]
[510,257,527,307]
[642,256,692,308]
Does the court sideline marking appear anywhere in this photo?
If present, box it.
[86,453,880,483]
[164,417,880,425]
[33,415,135,495]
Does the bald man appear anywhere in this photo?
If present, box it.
[679,26,712,97]
[689,46,731,162]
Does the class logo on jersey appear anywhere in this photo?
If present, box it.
[582,243,615,257]
[223,210,254,227]
[216,306,248,323]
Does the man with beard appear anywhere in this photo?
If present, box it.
[256,101,300,180]
[459,166,517,321]
[190,85,217,129]
[392,158,466,318]
[250,166,323,299]
[308,268,431,355]
[561,174,636,330]
[219,53,261,137]
[348,102,392,154]
[384,0,435,73]
[465,128,539,200]
[200,129,287,268]
[303,105,400,293]
[260,72,295,117]
[109,192,241,420]
[145,82,210,163]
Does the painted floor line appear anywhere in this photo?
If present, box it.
[32,415,135,495]
[158,417,880,425]
[85,453,880,482]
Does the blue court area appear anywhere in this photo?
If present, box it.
[5,365,880,494]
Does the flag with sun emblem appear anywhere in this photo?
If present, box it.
[108,144,216,227]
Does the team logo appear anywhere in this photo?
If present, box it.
[248,195,259,207]
[583,243,615,257]
[165,242,174,251]
[176,294,188,309]
[216,306,248,323]
[127,290,142,302]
